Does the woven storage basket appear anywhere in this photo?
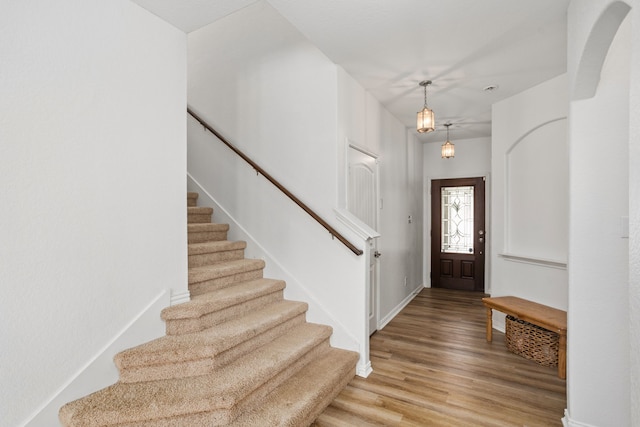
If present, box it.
[505,315,559,367]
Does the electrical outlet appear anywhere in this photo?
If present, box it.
[404,276,407,287]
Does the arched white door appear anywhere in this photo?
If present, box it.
[347,144,379,335]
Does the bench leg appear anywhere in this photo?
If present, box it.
[485,307,493,342]
[558,334,566,379]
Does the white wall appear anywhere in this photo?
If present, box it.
[186,1,370,372]
[188,1,338,222]
[0,2,187,426]
[629,3,640,425]
[337,69,424,328]
[566,1,632,425]
[187,1,425,373]
[491,75,569,326]
[423,136,492,290]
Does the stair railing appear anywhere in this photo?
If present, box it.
[188,107,363,256]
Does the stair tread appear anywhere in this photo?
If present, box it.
[162,278,285,321]
[61,193,356,427]
[189,258,265,284]
[188,240,246,255]
[187,206,213,213]
[116,300,308,368]
[187,222,228,232]
[229,348,359,426]
[60,323,332,426]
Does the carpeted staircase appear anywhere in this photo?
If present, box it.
[59,192,358,426]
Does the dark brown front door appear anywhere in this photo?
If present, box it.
[431,177,485,291]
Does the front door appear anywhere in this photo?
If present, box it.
[431,177,485,291]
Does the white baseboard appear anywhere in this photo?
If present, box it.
[170,289,190,305]
[357,360,373,378]
[377,285,423,330]
[24,291,169,427]
[562,409,598,427]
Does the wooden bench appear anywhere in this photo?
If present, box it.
[482,296,567,379]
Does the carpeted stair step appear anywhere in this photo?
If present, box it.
[59,323,333,427]
[187,192,198,207]
[188,240,247,268]
[229,347,359,426]
[188,206,214,224]
[115,300,308,383]
[161,278,286,335]
[189,259,265,297]
[188,222,229,244]
[59,191,357,427]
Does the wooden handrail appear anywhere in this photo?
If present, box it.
[188,107,363,256]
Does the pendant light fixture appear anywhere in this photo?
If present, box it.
[417,80,435,133]
[441,123,455,159]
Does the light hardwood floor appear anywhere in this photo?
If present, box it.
[312,288,566,427]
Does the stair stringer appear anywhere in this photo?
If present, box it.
[24,291,170,427]
[187,173,371,376]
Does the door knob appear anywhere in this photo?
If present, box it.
[374,251,381,258]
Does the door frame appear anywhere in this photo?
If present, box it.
[424,173,490,293]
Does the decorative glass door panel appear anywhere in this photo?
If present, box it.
[441,186,474,254]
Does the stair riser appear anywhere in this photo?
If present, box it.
[188,249,245,268]
[187,192,199,207]
[188,231,227,243]
[120,339,333,427]
[190,270,264,297]
[296,365,357,427]
[128,350,338,427]
[114,410,221,427]
[187,213,212,224]
[227,340,332,425]
[229,349,359,426]
[59,191,359,427]
[189,260,264,285]
[165,290,285,335]
[120,313,307,383]
[116,302,308,374]
[118,356,216,384]
[211,314,307,378]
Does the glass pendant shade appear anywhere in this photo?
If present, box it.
[417,80,435,133]
[417,107,435,133]
[441,122,455,158]
[441,140,455,158]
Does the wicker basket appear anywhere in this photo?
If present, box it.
[505,315,559,367]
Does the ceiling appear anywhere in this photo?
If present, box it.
[132,0,570,143]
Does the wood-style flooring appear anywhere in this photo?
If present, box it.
[312,288,566,427]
